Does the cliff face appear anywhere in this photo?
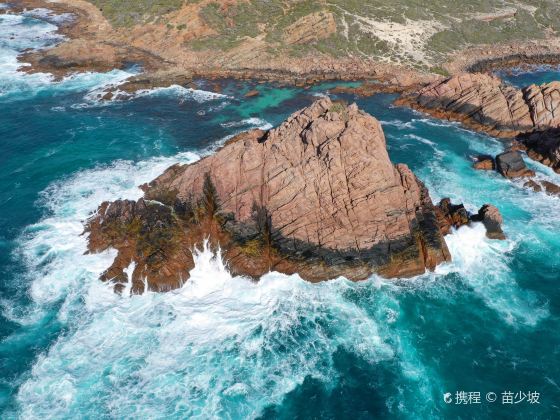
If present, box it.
[86,98,451,293]
[397,73,560,138]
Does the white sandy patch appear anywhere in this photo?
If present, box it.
[327,4,445,64]
[355,17,445,64]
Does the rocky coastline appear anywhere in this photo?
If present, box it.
[395,73,560,176]
[9,0,560,96]
[5,0,555,294]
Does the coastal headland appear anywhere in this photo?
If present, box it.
[8,0,560,93]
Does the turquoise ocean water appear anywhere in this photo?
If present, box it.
[0,11,559,419]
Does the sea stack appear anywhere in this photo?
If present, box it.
[86,98,452,293]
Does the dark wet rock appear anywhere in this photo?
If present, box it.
[524,179,543,192]
[101,91,113,101]
[437,198,506,240]
[541,180,560,195]
[518,128,560,173]
[495,151,535,178]
[524,179,560,196]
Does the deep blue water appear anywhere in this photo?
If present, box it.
[0,11,559,420]
[498,65,560,88]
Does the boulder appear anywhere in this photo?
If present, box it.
[474,204,506,240]
[86,98,452,293]
[472,154,495,170]
[495,151,535,178]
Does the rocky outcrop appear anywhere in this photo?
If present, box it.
[436,198,470,235]
[518,128,560,173]
[436,199,506,240]
[495,151,535,178]
[397,73,560,138]
[282,11,337,45]
[86,98,455,293]
[472,204,506,240]
[470,149,560,197]
[472,154,495,171]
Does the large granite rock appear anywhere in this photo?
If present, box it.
[397,73,560,138]
[86,98,453,293]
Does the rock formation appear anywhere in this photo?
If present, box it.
[472,205,506,240]
[518,128,560,173]
[472,154,495,171]
[436,199,506,240]
[396,73,560,138]
[470,148,560,196]
[495,151,535,178]
[86,98,455,293]
[435,198,470,235]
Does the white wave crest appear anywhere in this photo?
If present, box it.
[220,117,272,129]
[135,85,230,103]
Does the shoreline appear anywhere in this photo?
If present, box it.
[6,0,560,98]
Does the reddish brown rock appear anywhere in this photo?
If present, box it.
[86,98,452,293]
[436,198,506,240]
[472,155,495,170]
[495,151,535,178]
[524,179,560,197]
[473,204,506,240]
[436,198,470,235]
[397,73,560,138]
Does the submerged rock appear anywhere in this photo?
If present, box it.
[244,89,260,98]
[86,98,453,293]
[524,179,560,197]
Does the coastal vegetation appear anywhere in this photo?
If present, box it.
[88,0,560,68]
